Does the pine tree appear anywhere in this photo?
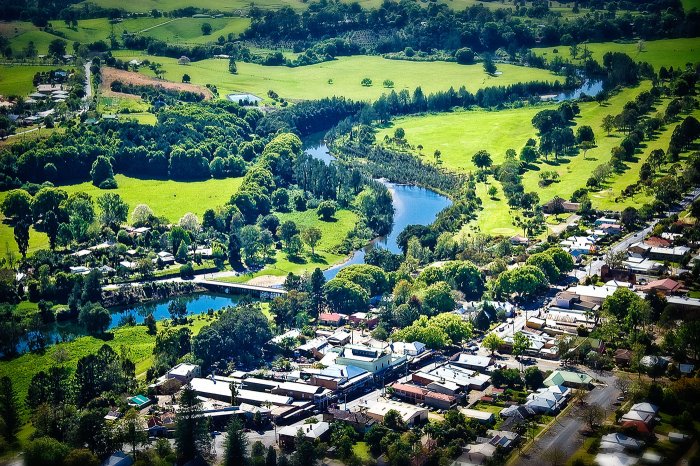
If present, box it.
[223,416,247,466]
[175,386,210,463]
[0,376,20,443]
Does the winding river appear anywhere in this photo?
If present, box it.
[302,136,453,279]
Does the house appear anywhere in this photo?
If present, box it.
[509,235,530,246]
[598,223,623,235]
[414,363,490,391]
[637,278,683,295]
[269,329,301,347]
[366,399,428,426]
[104,410,121,421]
[500,405,536,420]
[388,382,456,410]
[622,257,665,275]
[327,329,352,346]
[167,363,201,383]
[595,217,619,227]
[297,337,331,359]
[451,354,493,372]
[156,251,175,264]
[543,370,592,388]
[620,402,658,426]
[600,265,636,284]
[277,420,330,449]
[69,266,91,275]
[459,408,495,424]
[271,381,331,406]
[526,316,546,330]
[336,344,393,374]
[72,249,92,258]
[452,443,497,466]
[190,377,293,406]
[318,312,346,327]
[128,394,151,409]
[324,408,376,433]
[390,341,427,357]
[481,430,519,450]
[542,198,580,214]
[648,246,691,262]
[600,433,643,452]
[348,312,378,328]
[594,452,638,466]
[644,236,671,248]
[102,451,133,466]
[614,349,632,367]
[629,242,652,256]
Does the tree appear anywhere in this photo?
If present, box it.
[24,437,70,466]
[78,302,111,335]
[179,212,200,233]
[383,79,394,88]
[512,332,530,361]
[472,150,493,170]
[131,204,154,226]
[279,220,300,250]
[44,210,59,250]
[324,278,369,314]
[524,366,544,389]
[182,73,191,83]
[175,385,211,463]
[526,252,560,283]
[580,141,595,159]
[1,189,32,221]
[483,333,504,355]
[483,55,497,75]
[13,220,29,258]
[118,408,147,459]
[64,449,99,466]
[361,77,372,86]
[90,156,114,187]
[520,146,538,165]
[48,39,67,57]
[228,57,237,74]
[620,207,638,230]
[422,281,455,316]
[455,47,474,64]
[576,125,595,144]
[302,227,322,255]
[0,377,20,443]
[316,200,337,221]
[487,185,498,198]
[201,23,212,35]
[223,416,248,466]
[97,193,129,230]
[493,265,548,299]
[581,403,605,430]
[602,287,641,323]
[383,409,406,431]
[601,114,615,135]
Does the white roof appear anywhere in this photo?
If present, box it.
[650,246,690,256]
[366,399,428,423]
[168,363,199,377]
[391,341,426,355]
[454,354,492,368]
[629,402,658,415]
[567,285,619,300]
[277,420,329,439]
[594,452,638,466]
[460,408,494,421]
[270,329,301,345]
[189,378,293,405]
[72,249,92,257]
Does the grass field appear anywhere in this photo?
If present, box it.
[77,0,310,12]
[113,53,559,102]
[218,208,358,282]
[0,65,57,97]
[58,174,244,221]
[533,37,700,70]
[377,107,543,172]
[459,176,519,238]
[136,17,251,44]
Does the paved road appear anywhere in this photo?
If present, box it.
[514,370,620,466]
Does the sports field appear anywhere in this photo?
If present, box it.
[111,52,559,102]
[533,37,700,70]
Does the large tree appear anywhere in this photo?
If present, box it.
[223,416,248,466]
[97,193,129,230]
[175,386,211,463]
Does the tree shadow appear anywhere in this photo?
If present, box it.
[286,255,307,264]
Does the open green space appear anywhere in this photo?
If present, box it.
[459,177,518,238]
[0,65,57,97]
[682,0,700,11]
[352,442,372,462]
[377,106,543,173]
[112,52,559,102]
[218,208,358,282]
[135,17,251,44]
[77,0,310,12]
[58,174,244,221]
[533,37,700,70]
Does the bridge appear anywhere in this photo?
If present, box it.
[193,278,287,298]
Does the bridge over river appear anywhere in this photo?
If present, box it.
[193,277,287,298]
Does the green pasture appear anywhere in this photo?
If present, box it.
[459,176,518,238]
[49,17,168,43]
[218,208,358,282]
[58,174,244,221]
[0,65,57,97]
[533,37,700,70]
[116,53,559,102]
[77,0,308,12]
[136,17,251,44]
[377,106,544,172]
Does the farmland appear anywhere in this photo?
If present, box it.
[112,52,560,102]
[0,65,57,97]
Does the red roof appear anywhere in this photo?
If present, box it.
[319,312,345,323]
[480,396,494,402]
[622,420,652,435]
[391,382,427,396]
[644,236,671,248]
[639,278,681,293]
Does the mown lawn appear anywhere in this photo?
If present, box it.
[112,52,559,102]
[138,17,251,44]
[459,176,518,238]
[0,65,57,97]
[218,208,358,282]
[352,442,373,462]
[533,37,700,70]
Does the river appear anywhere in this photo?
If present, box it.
[15,293,240,354]
[302,136,453,279]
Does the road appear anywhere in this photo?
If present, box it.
[514,370,620,466]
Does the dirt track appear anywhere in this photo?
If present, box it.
[100,66,213,100]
